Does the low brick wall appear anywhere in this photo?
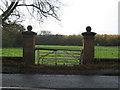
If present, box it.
[2,57,23,61]
[94,58,120,63]
[2,65,120,75]
[2,57,23,66]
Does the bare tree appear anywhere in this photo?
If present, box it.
[0,0,62,23]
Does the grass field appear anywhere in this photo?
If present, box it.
[1,45,119,65]
[1,45,119,59]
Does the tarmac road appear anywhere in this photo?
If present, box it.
[2,74,119,89]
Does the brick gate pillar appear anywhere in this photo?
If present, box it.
[22,25,37,65]
[82,26,96,64]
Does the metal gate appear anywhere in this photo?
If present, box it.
[35,48,83,66]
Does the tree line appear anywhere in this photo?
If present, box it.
[2,23,119,47]
[36,32,119,46]
[2,22,25,47]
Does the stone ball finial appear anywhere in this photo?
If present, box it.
[27,25,32,31]
[86,26,91,32]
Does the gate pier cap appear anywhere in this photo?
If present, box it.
[27,25,32,31]
[82,26,96,36]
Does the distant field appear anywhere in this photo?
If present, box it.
[1,45,119,59]
[95,46,119,59]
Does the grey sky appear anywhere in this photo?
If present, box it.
[22,0,119,35]
[0,0,119,35]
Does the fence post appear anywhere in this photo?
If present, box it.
[22,25,37,65]
[82,26,96,64]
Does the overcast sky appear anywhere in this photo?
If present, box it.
[1,0,119,35]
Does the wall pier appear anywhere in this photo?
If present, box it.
[82,26,96,64]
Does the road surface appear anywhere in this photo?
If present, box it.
[2,74,119,89]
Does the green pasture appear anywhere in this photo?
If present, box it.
[1,45,119,59]
[95,46,119,59]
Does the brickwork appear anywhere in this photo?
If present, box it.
[82,26,96,64]
[22,26,37,65]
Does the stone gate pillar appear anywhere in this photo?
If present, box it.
[22,25,37,65]
[82,26,96,64]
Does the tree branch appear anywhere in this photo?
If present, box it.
[17,4,60,21]
[0,8,4,12]
[2,1,19,21]
[1,0,61,22]
[2,2,15,17]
